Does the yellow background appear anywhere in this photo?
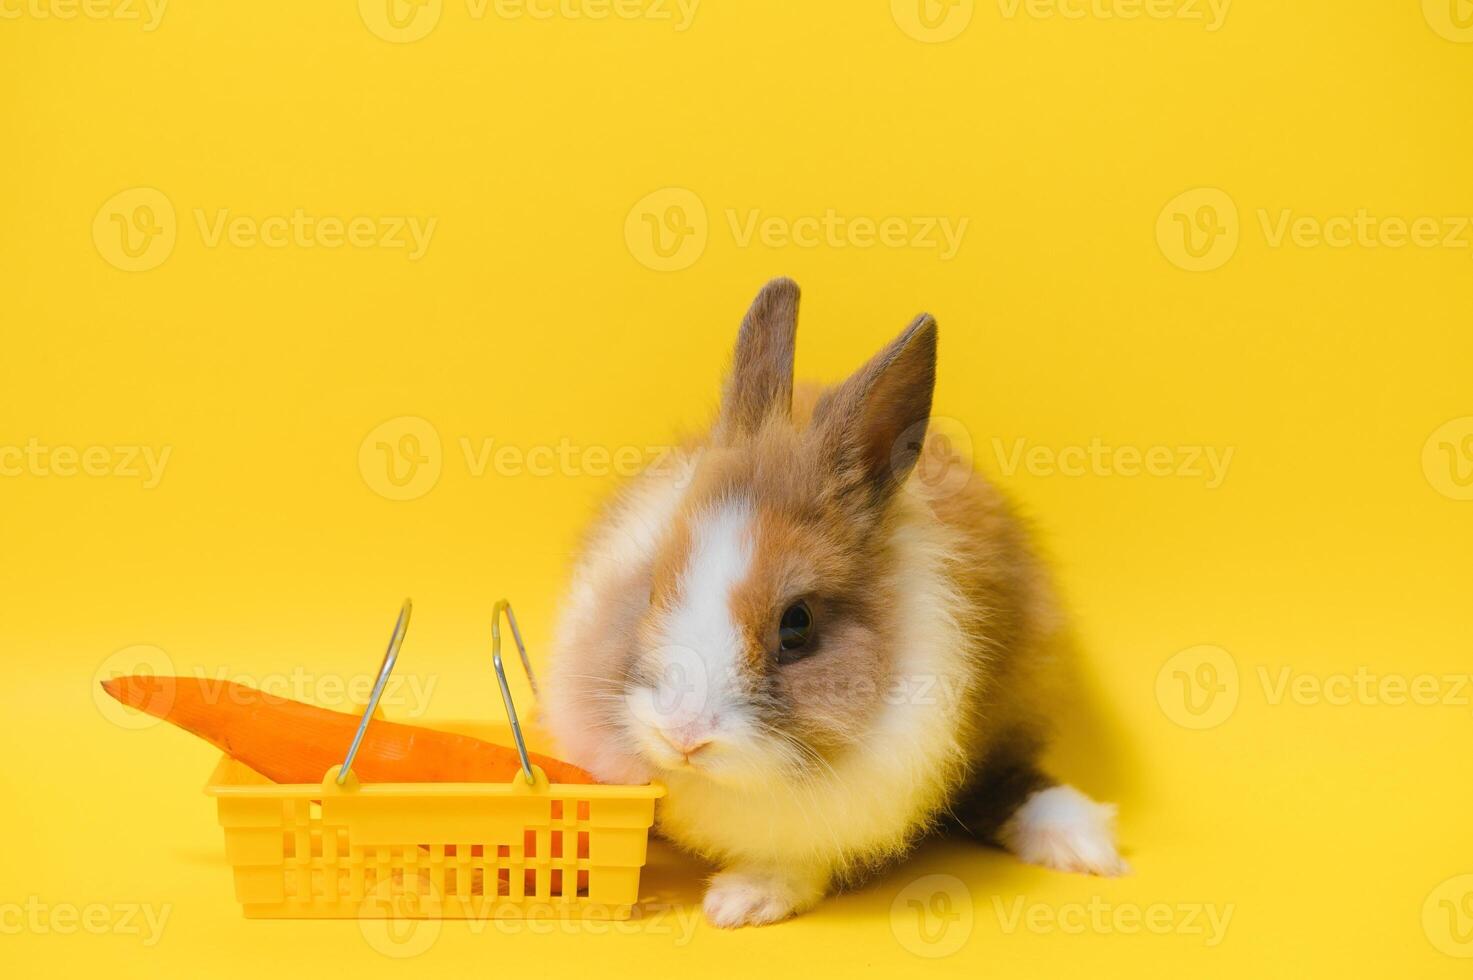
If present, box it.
[4,1,1472,976]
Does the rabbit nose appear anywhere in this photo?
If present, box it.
[656,727,713,758]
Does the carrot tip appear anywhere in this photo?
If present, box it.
[101,675,171,716]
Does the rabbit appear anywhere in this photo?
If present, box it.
[541,278,1126,928]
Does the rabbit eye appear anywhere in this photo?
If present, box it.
[777,601,814,663]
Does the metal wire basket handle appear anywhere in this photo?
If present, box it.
[491,599,539,785]
[336,597,542,786]
[337,598,413,785]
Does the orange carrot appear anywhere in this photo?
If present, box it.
[101,675,597,786]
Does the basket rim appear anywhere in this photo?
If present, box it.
[203,754,666,800]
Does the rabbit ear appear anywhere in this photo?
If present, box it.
[813,313,938,505]
[718,278,800,440]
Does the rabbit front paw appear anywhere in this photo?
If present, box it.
[702,866,826,928]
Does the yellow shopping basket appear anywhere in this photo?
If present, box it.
[203,599,664,921]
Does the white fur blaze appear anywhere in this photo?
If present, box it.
[650,498,754,719]
[999,785,1129,877]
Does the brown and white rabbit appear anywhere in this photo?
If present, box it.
[542,278,1125,928]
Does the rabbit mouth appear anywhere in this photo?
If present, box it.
[632,724,721,775]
